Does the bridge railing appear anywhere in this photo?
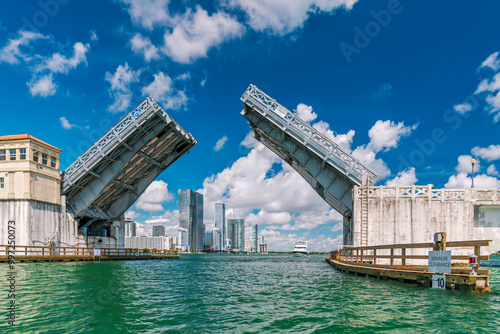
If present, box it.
[330,239,490,272]
[0,245,178,258]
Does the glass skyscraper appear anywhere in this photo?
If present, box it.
[251,223,258,253]
[214,203,225,251]
[227,218,245,252]
[178,189,204,251]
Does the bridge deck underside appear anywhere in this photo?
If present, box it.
[240,85,379,219]
[63,99,195,222]
[245,109,354,217]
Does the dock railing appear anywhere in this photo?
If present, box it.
[0,245,178,259]
[330,238,490,271]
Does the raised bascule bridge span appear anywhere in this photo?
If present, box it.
[240,85,500,255]
[240,84,380,246]
[62,96,196,238]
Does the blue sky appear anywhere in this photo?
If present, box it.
[1,0,499,251]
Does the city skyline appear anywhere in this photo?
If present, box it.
[1,2,499,251]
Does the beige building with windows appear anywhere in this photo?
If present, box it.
[0,134,61,205]
[0,134,124,249]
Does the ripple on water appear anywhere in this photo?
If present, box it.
[0,255,499,333]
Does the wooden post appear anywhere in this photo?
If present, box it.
[441,232,447,250]
[475,245,481,270]
[390,248,394,266]
[360,249,364,263]
[373,249,377,265]
[402,248,406,266]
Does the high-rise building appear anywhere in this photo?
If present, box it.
[178,189,204,251]
[124,219,137,238]
[177,228,188,251]
[152,225,166,237]
[214,203,226,252]
[205,231,213,247]
[251,223,258,253]
[228,218,245,252]
[259,243,268,253]
[212,227,221,251]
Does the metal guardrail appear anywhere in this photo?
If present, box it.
[0,245,178,257]
[241,84,379,185]
[355,185,500,202]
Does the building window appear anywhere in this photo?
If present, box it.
[0,150,5,161]
[20,148,26,160]
[9,149,16,161]
[42,153,48,165]
[0,177,3,189]
[33,150,38,162]
[51,156,56,168]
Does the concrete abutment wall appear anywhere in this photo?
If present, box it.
[352,186,500,256]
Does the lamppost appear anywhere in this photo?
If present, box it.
[471,158,476,188]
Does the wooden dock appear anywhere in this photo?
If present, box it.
[327,236,491,292]
[0,245,180,263]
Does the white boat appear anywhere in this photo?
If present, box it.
[292,241,309,256]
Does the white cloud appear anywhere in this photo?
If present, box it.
[295,103,317,123]
[0,30,47,64]
[372,82,392,98]
[105,63,141,113]
[444,173,500,189]
[313,120,355,152]
[176,72,190,81]
[136,180,174,212]
[125,210,141,220]
[456,155,480,174]
[27,74,57,97]
[119,0,172,30]
[241,131,258,149]
[487,164,499,177]
[453,102,473,114]
[90,30,98,42]
[226,0,359,36]
[141,71,188,110]
[36,42,89,74]
[143,210,180,236]
[366,120,418,153]
[479,51,500,71]
[59,116,85,130]
[385,167,418,186]
[460,52,500,122]
[352,145,390,179]
[131,34,160,62]
[214,135,228,152]
[162,6,244,64]
[472,145,500,162]
[352,120,417,179]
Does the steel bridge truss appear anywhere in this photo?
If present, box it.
[62,97,196,224]
[240,84,379,218]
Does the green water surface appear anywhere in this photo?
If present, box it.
[1,254,499,333]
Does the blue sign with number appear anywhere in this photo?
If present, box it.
[132,108,141,119]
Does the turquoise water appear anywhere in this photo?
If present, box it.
[1,254,499,333]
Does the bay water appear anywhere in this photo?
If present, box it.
[1,254,499,333]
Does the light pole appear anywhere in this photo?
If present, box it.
[471,158,476,188]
